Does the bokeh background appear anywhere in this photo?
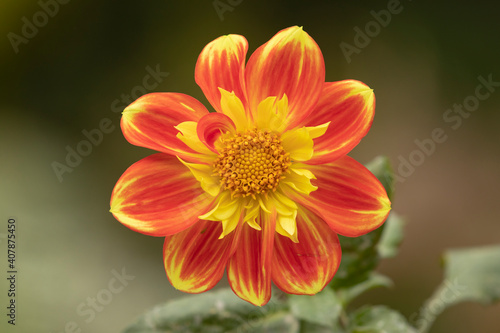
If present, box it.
[1,0,499,332]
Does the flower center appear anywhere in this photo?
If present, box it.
[213,129,291,198]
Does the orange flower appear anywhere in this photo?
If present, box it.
[110,26,391,306]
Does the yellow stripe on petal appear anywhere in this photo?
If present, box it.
[304,80,376,165]
[110,154,214,237]
[351,194,392,220]
[285,156,391,237]
[272,206,341,295]
[227,210,276,306]
[195,34,248,113]
[120,93,211,164]
[281,127,314,161]
[164,220,236,294]
[178,157,221,197]
[245,26,325,130]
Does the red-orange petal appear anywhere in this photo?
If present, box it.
[284,156,391,237]
[305,80,376,164]
[121,93,211,163]
[227,211,276,306]
[110,153,214,236]
[164,220,237,293]
[196,112,236,154]
[195,34,248,113]
[272,207,341,295]
[245,26,325,130]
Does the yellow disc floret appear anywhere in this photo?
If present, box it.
[214,129,291,198]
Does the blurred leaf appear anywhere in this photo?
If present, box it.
[330,156,395,289]
[413,244,500,333]
[377,212,405,258]
[289,287,342,327]
[441,244,500,304]
[348,306,417,333]
[123,288,295,333]
[299,321,344,333]
[241,311,300,333]
[337,273,393,306]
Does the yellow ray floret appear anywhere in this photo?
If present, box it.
[219,88,249,131]
[178,157,221,197]
[175,121,216,156]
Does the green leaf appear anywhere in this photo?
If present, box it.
[289,287,342,327]
[299,321,344,333]
[441,244,500,304]
[413,244,500,333]
[123,288,296,333]
[348,305,417,333]
[377,212,405,259]
[337,273,393,306]
[330,156,396,289]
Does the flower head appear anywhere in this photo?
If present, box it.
[110,26,391,306]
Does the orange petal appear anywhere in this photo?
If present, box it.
[121,93,211,163]
[283,156,391,237]
[195,34,248,113]
[305,80,376,164]
[272,207,341,295]
[227,210,276,306]
[245,26,325,130]
[197,112,236,153]
[110,153,214,236]
[164,220,237,293]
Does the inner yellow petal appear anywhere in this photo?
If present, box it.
[198,192,245,238]
[276,212,299,243]
[265,191,299,242]
[281,166,318,195]
[281,127,314,161]
[219,88,248,131]
[219,209,242,239]
[243,200,262,231]
[306,121,330,139]
[178,157,221,197]
[255,94,289,133]
[175,121,216,157]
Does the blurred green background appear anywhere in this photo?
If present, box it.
[1,0,499,332]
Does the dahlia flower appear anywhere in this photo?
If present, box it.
[110,26,391,306]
